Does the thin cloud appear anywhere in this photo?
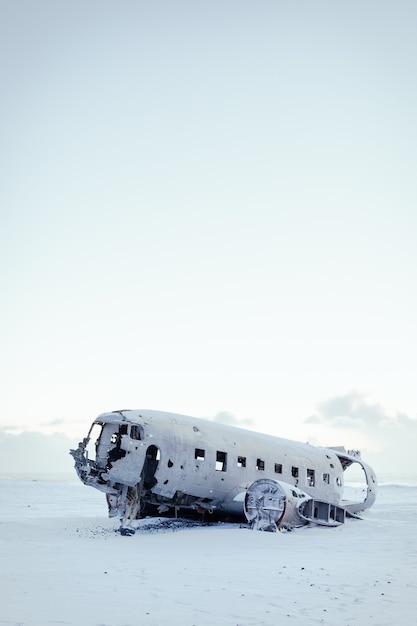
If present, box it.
[307,391,416,431]
[305,391,417,476]
[40,418,66,427]
[1,424,22,432]
[212,411,255,428]
[0,428,78,475]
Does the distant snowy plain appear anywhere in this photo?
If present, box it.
[1,475,416,626]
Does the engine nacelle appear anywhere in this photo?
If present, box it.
[244,478,346,531]
[244,478,311,531]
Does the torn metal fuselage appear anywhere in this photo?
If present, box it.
[70,414,149,525]
[70,409,377,531]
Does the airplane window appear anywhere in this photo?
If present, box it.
[256,458,265,471]
[130,425,143,440]
[195,448,205,460]
[292,466,299,478]
[237,456,246,468]
[216,451,227,471]
[322,473,330,484]
[274,463,282,474]
[307,469,315,486]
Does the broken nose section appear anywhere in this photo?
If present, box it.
[70,441,142,535]
[244,478,346,531]
[70,438,92,483]
[69,438,112,491]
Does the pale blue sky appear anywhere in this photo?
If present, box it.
[1,1,417,469]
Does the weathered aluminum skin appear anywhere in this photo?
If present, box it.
[70,409,377,529]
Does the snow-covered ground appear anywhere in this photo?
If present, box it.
[1,476,416,626]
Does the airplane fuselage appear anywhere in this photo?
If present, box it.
[70,409,377,530]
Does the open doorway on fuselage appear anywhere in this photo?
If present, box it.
[142,444,160,489]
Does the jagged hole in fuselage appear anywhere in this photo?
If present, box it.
[342,462,368,503]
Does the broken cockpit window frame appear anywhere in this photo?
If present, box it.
[85,423,103,461]
[107,432,127,467]
[110,423,128,445]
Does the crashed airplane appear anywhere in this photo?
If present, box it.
[70,409,377,533]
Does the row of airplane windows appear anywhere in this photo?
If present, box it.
[194,448,331,486]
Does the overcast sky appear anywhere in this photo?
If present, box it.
[1,1,416,475]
